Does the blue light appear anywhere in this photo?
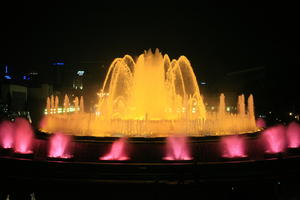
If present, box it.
[23,76,26,80]
[53,62,64,66]
[5,65,8,73]
[4,75,12,80]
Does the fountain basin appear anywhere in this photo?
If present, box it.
[1,129,300,187]
[30,130,260,163]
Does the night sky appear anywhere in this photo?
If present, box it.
[2,2,298,110]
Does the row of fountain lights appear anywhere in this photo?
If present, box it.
[44,95,84,115]
[44,93,199,116]
[44,93,251,116]
[0,118,300,160]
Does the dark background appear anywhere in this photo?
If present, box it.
[2,1,298,115]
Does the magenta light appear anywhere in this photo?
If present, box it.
[163,135,192,160]
[48,133,73,159]
[256,118,266,128]
[261,125,286,154]
[0,120,14,149]
[286,122,300,149]
[100,138,129,161]
[220,135,247,158]
[13,118,33,154]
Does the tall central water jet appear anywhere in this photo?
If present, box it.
[98,49,206,121]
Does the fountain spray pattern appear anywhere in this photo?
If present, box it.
[0,121,14,149]
[286,122,300,148]
[48,133,73,159]
[261,125,286,154]
[220,135,247,158]
[41,49,258,137]
[164,135,192,160]
[256,118,266,128]
[13,118,34,154]
[99,137,129,161]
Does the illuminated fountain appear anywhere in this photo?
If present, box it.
[261,125,286,154]
[41,49,258,137]
[99,137,129,160]
[286,122,300,149]
[14,118,34,154]
[48,133,73,159]
[256,118,266,128]
[164,135,192,160]
[1,50,299,187]
[220,135,247,159]
[0,120,14,149]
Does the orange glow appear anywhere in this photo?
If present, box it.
[40,49,259,137]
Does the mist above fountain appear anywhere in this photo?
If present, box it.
[41,49,258,137]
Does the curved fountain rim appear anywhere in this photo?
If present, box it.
[36,129,262,143]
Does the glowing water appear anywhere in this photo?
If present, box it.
[63,94,70,112]
[164,135,192,160]
[286,122,300,149]
[99,138,129,160]
[256,118,266,128]
[74,97,79,112]
[41,49,258,137]
[14,118,33,154]
[48,133,73,159]
[261,125,286,154]
[0,121,14,149]
[220,135,247,158]
[80,96,84,112]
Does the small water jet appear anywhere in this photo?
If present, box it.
[164,135,192,160]
[48,133,73,159]
[0,120,14,149]
[261,125,286,154]
[286,122,300,149]
[99,138,129,160]
[256,118,266,128]
[13,118,34,154]
[220,135,247,159]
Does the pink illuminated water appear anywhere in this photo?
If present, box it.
[100,138,129,160]
[0,120,14,149]
[164,135,192,160]
[256,118,266,128]
[48,133,73,159]
[13,118,33,154]
[261,125,286,154]
[286,122,300,148]
[220,135,247,158]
